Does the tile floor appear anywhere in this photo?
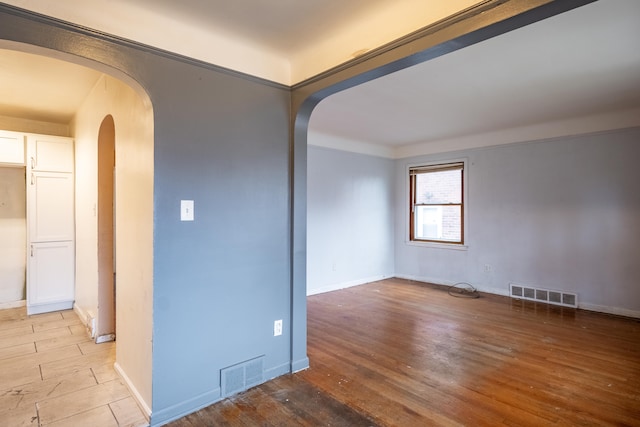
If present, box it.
[0,306,148,426]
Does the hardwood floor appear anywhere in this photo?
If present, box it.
[170,278,640,426]
[0,307,148,427]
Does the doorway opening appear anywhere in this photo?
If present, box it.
[0,38,154,413]
[97,115,115,342]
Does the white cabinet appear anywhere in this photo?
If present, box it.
[29,135,74,172]
[0,131,25,165]
[29,172,75,242]
[28,241,75,311]
[0,130,74,314]
[26,135,75,315]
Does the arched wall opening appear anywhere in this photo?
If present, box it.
[0,40,155,416]
[288,0,596,370]
[97,114,116,342]
[1,1,600,424]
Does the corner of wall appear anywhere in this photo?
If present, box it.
[72,303,95,338]
[114,362,152,421]
[148,387,220,427]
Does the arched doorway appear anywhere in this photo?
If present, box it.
[0,39,155,412]
[97,114,115,342]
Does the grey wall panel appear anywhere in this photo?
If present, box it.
[395,128,640,315]
[0,7,294,425]
[148,58,293,420]
[307,146,395,294]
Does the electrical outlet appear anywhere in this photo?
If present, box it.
[274,319,283,337]
[484,264,493,273]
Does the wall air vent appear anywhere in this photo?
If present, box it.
[220,355,265,398]
[510,283,577,308]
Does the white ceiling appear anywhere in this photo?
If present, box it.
[0,0,638,155]
[130,0,393,55]
[309,0,640,153]
[0,49,101,123]
[1,0,479,83]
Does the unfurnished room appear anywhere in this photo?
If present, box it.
[0,0,639,426]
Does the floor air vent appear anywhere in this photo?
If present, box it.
[221,356,265,397]
[510,283,577,308]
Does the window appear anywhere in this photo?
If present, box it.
[409,162,464,244]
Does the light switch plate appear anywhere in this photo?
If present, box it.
[181,200,194,221]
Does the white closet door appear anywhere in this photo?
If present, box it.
[28,171,74,242]
[28,241,74,314]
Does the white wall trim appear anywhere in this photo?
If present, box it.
[307,274,394,296]
[27,300,73,315]
[308,110,640,160]
[395,274,640,319]
[73,303,95,339]
[114,362,152,421]
[307,130,394,158]
[149,386,221,427]
[395,274,510,297]
[578,303,640,320]
[394,108,640,159]
[0,299,25,310]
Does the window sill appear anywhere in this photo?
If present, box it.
[405,240,468,251]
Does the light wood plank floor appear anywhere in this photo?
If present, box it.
[170,278,640,426]
[0,307,148,427]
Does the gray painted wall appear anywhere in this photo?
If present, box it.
[395,128,640,316]
[307,146,395,294]
[0,7,300,425]
[147,56,293,421]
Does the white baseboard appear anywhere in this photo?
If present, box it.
[27,300,73,315]
[114,362,152,421]
[292,356,310,373]
[307,274,394,296]
[73,303,95,338]
[394,274,639,319]
[579,303,640,319]
[72,303,87,324]
[150,387,221,426]
[394,274,510,297]
[0,299,26,310]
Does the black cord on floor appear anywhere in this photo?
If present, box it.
[448,282,480,298]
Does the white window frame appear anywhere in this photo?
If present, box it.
[405,158,469,250]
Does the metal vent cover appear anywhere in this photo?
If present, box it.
[523,287,535,299]
[221,356,265,398]
[562,293,576,307]
[510,283,577,308]
[549,291,562,304]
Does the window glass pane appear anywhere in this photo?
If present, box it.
[415,169,462,204]
[441,205,462,241]
[414,205,461,242]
